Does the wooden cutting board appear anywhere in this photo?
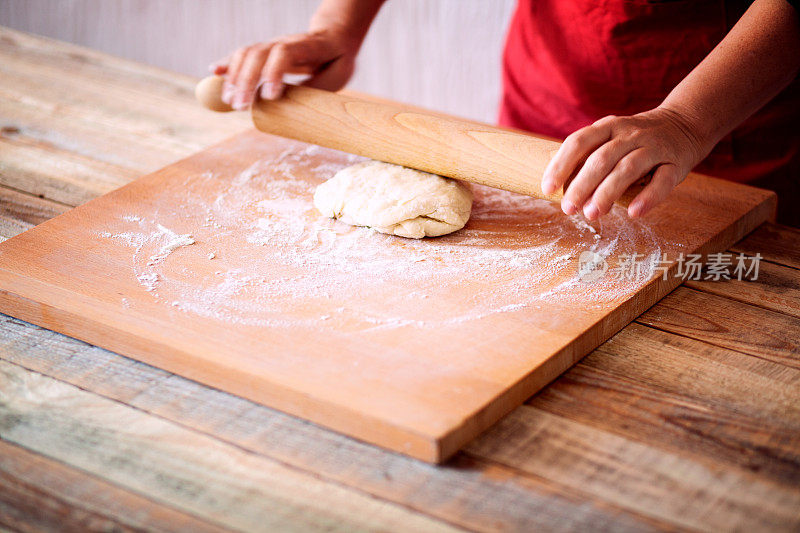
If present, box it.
[0,129,775,462]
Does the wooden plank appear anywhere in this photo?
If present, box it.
[0,87,215,181]
[686,260,800,318]
[9,308,798,531]
[0,216,30,243]
[637,286,800,369]
[0,129,777,462]
[0,115,140,205]
[731,223,800,270]
[0,314,675,533]
[527,323,800,489]
[0,358,464,533]
[0,439,227,533]
[0,185,69,242]
[0,26,249,206]
[0,184,69,225]
[467,405,800,532]
[0,27,248,171]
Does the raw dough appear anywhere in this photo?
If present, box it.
[313,161,472,238]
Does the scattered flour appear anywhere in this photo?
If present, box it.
[136,272,159,292]
[96,140,670,330]
[147,225,195,266]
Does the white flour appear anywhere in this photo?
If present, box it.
[97,141,667,330]
[147,225,195,266]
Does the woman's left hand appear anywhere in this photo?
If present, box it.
[541,106,710,220]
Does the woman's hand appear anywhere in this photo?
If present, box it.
[541,106,711,220]
[211,28,359,110]
[211,0,386,109]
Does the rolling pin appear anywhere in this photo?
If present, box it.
[196,75,645,205]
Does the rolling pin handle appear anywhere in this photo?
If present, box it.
[195,75,234,113]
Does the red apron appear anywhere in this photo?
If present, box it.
[499,0,800,184]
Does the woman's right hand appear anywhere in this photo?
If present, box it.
[211,27,359,110]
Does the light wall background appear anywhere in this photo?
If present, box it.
[0,0,517,122]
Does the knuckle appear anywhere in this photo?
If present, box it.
[567,131,591,151]
[616,157,637,176]
[667,168,683,187]
[593,193,613,213]
[626,129,646,144]
[242,44,260,56]
[594,150,616,170]
[230,49,246,65]
[569,174,594,199]
[245,46,266,61]
[272,42,290,56]
[595,115,617,126]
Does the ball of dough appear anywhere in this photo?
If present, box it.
[313,161,472,238]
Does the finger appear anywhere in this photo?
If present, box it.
[584,148,656,219]
[302,56,354,92]
[223,47,247,104]
[627,164,681,218]
[259,35,345,98]
[542,116,615,195]
[259,42,294,100]
[209,57,229,74]
[232,45,270,109]
[560,138,633,216]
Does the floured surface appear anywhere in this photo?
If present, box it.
[96,142,668,331]
[0,129,775,461]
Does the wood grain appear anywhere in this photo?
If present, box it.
[0,185,69,243]
[638,286,800,368]
[732,223,800,270]
[0,358,462,533]
[5,309,799,531]
[0,185,69,226]
[687,260,800,318]
[467,405,800,532]
[0,314,683,533]
[0,27,249,205]
[531,324,800,489]
[0,439,226,533]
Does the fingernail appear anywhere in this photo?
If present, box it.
[259,83,271,99]
[231,93,248,111]
[260,82,282,100]
[561,198,577,215]
[222,83,234,104]
[583,202,599,220]
[541,178,553,195]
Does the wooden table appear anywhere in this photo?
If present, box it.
[1,27,798,532]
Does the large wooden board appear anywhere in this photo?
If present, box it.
[0,129,775,462]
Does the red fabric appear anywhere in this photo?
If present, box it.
[499,0,800,183]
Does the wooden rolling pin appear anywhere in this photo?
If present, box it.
[196,75,644,205]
